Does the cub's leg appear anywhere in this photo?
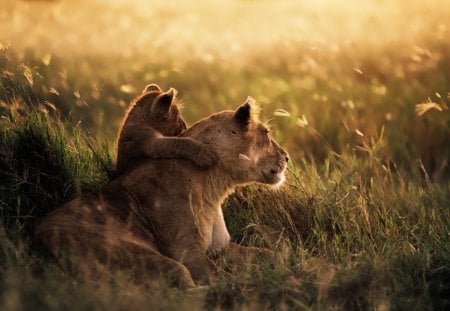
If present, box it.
[118,125,217,172]
[148,136,217,169]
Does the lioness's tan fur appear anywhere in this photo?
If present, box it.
[116,84,216,173]
[35,98,288,287]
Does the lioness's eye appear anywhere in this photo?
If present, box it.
[230,130,237,135]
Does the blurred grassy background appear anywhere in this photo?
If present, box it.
[1,0,448,178]
[0,0,449,309]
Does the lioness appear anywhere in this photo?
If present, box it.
[34,98,288,287]
[116,84,216,173]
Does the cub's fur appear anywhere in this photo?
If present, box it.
[35,98,288,287]
[116,84,216,173]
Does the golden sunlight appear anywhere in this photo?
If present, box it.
[2,0,449,62]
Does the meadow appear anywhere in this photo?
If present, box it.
[0,0,449,309]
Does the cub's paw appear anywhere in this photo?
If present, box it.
[192,144,218,168]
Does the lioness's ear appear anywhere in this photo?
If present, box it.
[151,88,176,114]
[234,97,254,128]
[143,83,162,93]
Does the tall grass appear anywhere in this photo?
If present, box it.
[1,47,115,238]
[221,158,449,309]
[1,52,449,309]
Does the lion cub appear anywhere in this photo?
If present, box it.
[116,84,216,173]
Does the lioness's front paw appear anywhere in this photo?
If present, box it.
[192,145,218,168]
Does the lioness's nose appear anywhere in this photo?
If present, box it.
[285,156,289,162]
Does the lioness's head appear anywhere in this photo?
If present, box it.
[183,98,288,186]
[132,84,187,136]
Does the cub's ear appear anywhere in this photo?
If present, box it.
[234,96,255,128]
[151,88,176,114]
[143,83,162,93]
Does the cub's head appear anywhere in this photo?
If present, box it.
[183,98,289,186]
[132,84,186,136]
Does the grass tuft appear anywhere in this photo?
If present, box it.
[0,103,114,238]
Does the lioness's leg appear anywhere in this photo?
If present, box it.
[36,226,195,288]
[165,247,213,285]
[110,241,196,289]
[163,235,213,286]
[221,242,277,265]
